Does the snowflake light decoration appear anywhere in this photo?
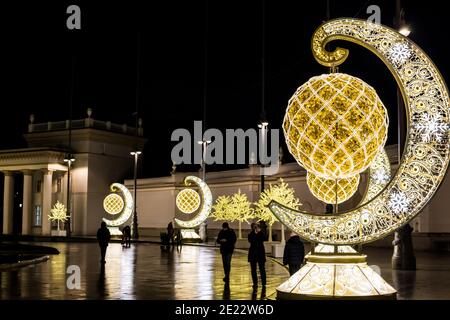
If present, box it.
[372,170,389,184]
[389,191,410,215]
[387,43,411,66]
[415,112,449,143]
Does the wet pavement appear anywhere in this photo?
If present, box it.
[0,242,288,300]
[1,242,449,299]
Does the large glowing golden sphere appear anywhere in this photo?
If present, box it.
[103,193,125,215]
[307,171,360,204]
[283,73,389,179]
[176,188,201,214]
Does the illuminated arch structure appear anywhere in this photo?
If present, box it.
[270,18,450,299]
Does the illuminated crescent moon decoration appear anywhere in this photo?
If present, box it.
[102,183,134,227]
[175,176,212,229]
[359,149,391,206]
[269,18,450,245]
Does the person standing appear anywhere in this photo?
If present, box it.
[216,222,237,283]
[167,222,175,246]
[97,222,111,264]
[122,225,131,248]
[248,223,266,289]
[283,232,305,275]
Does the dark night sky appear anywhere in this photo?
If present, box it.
[2,0,449,178]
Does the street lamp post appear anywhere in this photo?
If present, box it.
[258,120,269,192]
[130,151,142,239]
[64,155,75,237]
[197,140,211,181]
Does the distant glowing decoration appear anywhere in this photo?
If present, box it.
[102,183,134,234]
[48,201,68,230]
[175,176,212,230]
[211,190,254,239]
[176,188,201,214]
[283,73,389,180]
[307,172,360,204]
[254,179,301,242]
[269,18,450,245]
[103,193,125,215]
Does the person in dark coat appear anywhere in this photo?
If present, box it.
[122,225,131,248]
[216,222,237,283]
[248,223,266,289]
[167,222,175,246]
[283,232,305,275]
[97,222,111,264]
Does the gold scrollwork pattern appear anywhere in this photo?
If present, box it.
[270,18,450,245]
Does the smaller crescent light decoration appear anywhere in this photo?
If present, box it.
[175,176,212,229]
[102,183,134,227]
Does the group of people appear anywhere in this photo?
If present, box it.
[216,221,305,290]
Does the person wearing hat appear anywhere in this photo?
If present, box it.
[216,222,237,283]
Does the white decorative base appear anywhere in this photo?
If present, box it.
[107,226,123,236]
[181,229,202,242]
[51,230,67,237]
[271,243,285,258]
[277,244,396,300]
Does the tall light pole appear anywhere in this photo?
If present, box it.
[130,151,141,239]
[258,120,269,192]
[197,140,211,181]
[64,155,75,237]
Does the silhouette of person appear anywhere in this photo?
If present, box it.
[97,222,111,264]
[167,222,175,246]
[122,225,131,248]
[175,228,183,251]
[248,223,266,289]
[283,232,305,275]
[216,222,237,283]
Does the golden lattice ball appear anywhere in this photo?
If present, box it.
[176,188,201,214]
[283,73,389,179]
[103,193,124,215]
[307,172,360,204]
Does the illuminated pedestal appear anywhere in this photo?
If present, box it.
[277,245,396,300]
[107,226,122,237]
[180,229,202,243]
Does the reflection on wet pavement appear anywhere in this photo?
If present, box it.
[2,243,450,299]
[0,242,289,300]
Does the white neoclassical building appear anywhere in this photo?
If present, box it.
[0,111,146,236]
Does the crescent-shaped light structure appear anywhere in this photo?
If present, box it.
[269,18,450,245]
[359,149,391,206]
[102,183,134,227]
[175,176,212,229]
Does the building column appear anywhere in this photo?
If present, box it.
[41,170,53,236]
[2,171,15,235]
[22,170,33,235]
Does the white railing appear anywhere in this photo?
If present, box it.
[28,118,143,136]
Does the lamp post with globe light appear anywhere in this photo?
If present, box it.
[130,151,141,239]
[64,154,75,237]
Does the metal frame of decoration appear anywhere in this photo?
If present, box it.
[269,18,450,245]
[174,176,213,229]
